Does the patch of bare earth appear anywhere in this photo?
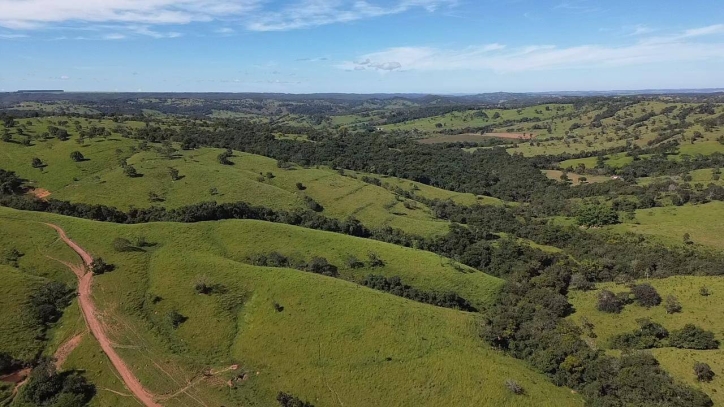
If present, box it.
[29,188,51,200]
[54,333,84,370]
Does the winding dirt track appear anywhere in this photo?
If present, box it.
[45,223,162,407]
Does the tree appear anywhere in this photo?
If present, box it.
[631,283,662,308]
[665,295,682,314]
[2,116,15,128]
[694,362,715,382]
[90,257,113,274]
[570,273,595,291]
[123,165,138,178]
[70,151,85,162]
[1,129,11,142]
[159,140,176,159]
[0,352,17,375]
[295,182,306,190]
[19,358,95,406]
[217,151,233,165]
[576,204,619,227]
[700,286,712,297]
[683,233,693,245]
[0,169,24,195]
[597,289,625,313]
[307,257,338,277]
[31,157,44,168]
[277,392,314,407]
[168,167,181,181]
[669,324,719,350]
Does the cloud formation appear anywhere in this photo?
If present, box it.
[340,25,724,73]
[246,0,454,32]
[0,0,454,33]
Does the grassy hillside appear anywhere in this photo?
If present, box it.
[0,119,499,237]
[0,207,583,407]
[609,202,724,250]
[569,276,724,406]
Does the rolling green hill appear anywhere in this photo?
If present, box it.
[0,119,502,237]
[0,207,584,407]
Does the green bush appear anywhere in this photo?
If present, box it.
[669,324,719,350]
[576,204,619,227]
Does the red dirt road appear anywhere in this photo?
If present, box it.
[45,223,162,407]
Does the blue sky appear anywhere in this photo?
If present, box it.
[1,0,723,93]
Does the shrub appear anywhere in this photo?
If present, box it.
[2,248,23,267]
[277,392,314,407]
[167,310,187,329]
[597,289,626,313]
[267,252,290,268]
[112,237,134,252]
[367,251,385,268]
[20,358,95,407]
[31,157,44,168]
[700,286,712,297]
[303,196,323,212]
[168,167,180,181]
[123,165,138,178]
[217,150,233,165]
[0,352,18,375]
[70,151,85,162]
[307,257,338,277]
[345,255,364,269]
[631,283,661,307]
[669,324,719,350]
[504,379,524,395]
[694,362,715,382]
[295,182,306,190]
[665,295,682,314]
[570,273,595,291]
[90,257,114,274]
[28,282,73,327]
[576,204,619,227]
[609,319,669,350]
[0,169,24,195]
[362,274,476,311]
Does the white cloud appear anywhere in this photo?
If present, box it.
[0,33,28,39]
[682,24,724,38]
[247,0,454,31]
[340,26,724,73]
[103,33,127,40]
[0,0,261,29]
[626,24,654,36]
[0,0,454,33]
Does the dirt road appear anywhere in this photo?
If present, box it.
[45,223,162,407]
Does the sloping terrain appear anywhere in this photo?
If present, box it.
[0,207,583,407]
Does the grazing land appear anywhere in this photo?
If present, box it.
[2,91,724,406]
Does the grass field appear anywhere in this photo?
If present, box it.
[569,276,724,406]
[0,207,584,407]
[0,125,498,237]
[609,201,724,250]
[380,105,573,133]
[543,170,611,185]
